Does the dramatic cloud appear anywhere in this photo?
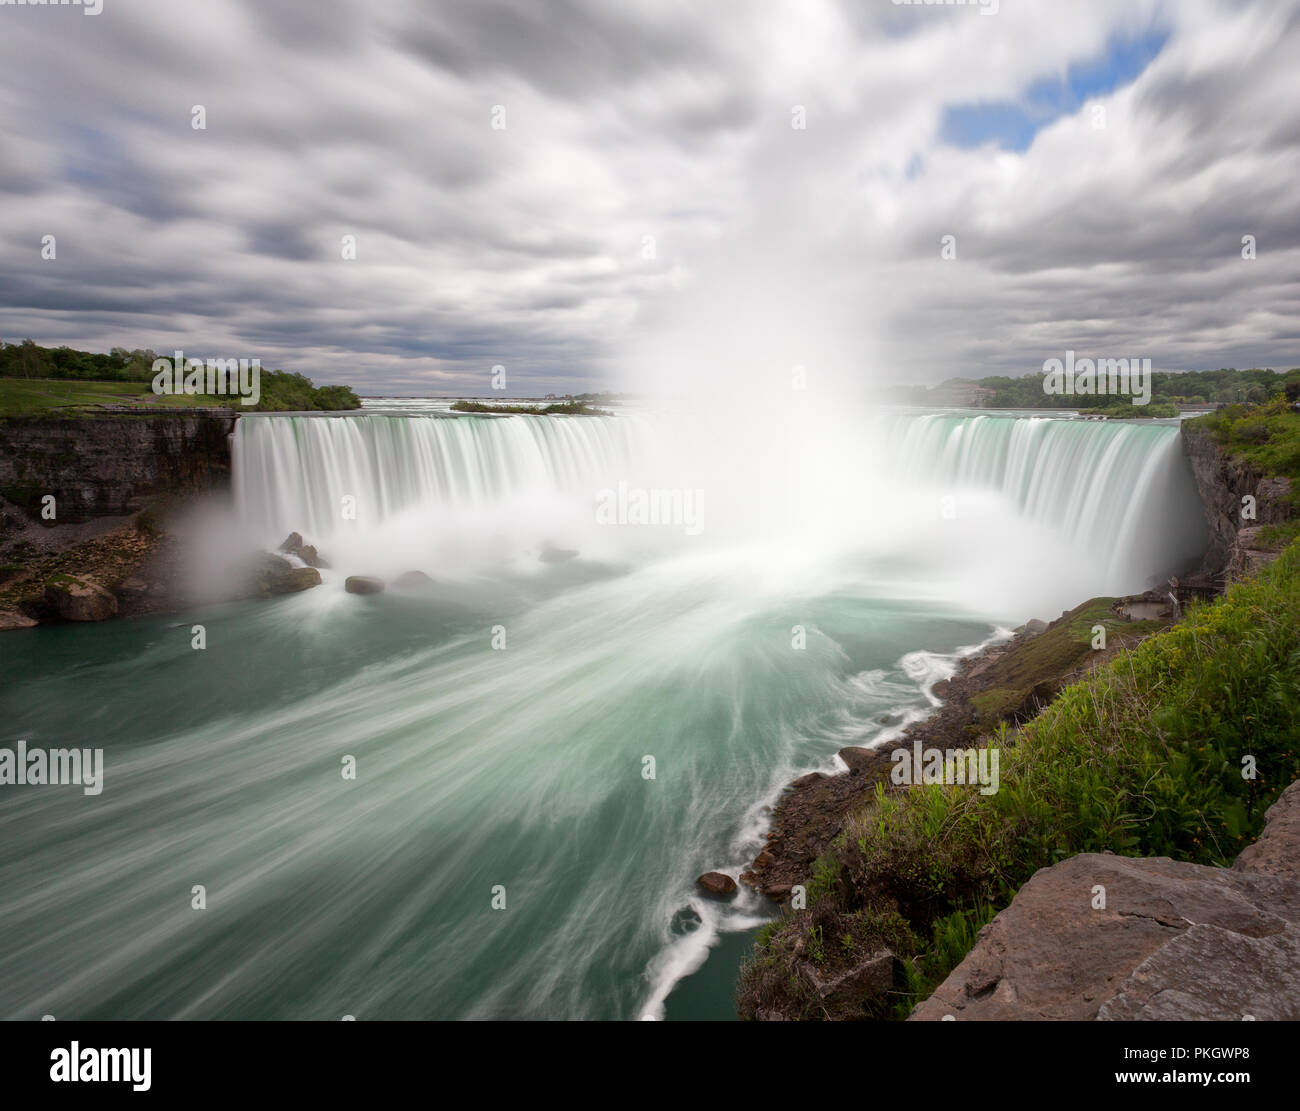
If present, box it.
[0,0,1296,394]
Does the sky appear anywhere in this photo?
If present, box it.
[1,0,1298,396]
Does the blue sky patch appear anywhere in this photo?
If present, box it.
[940,27,1170,151]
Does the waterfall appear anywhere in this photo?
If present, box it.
[230,407,1207,599]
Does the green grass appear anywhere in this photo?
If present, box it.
[1197,397,1300,484]
[0,378,222,419]
[738,539,1300,1020]
[963,598,1163,735]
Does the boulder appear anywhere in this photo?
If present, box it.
[275,568,323,593]
[695,872,738,897]
[1234,779,1300,881]
[44,575,118,621]
[243,553,322,596]
[0,608,38,631]
[279,532,329,568]
[791,772,825,789]
[910,836,1300,1021]
[345,576,385,595]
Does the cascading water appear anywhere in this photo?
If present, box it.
[0,406,1207,1021]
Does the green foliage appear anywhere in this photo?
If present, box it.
[1197,398,1300,485]
[883,366,1300,411]
[0,341,360,414]
[449,399,610,416]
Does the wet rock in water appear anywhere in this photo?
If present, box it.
[931,679,952,700]
[695,872,738,897]
[539,546,579,564]
[277,568,323,593]
[345,575,385,595]
[739,870,760,890]
[0,608,38,630]
[791,771,825,789]
[242,553,322,596]
[279,532,329,568]
[393,570,435,589]
[297,545,329,569]
[44,574,118,621]
[670,905,704,935]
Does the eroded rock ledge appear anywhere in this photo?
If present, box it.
[910,780,1300,1021]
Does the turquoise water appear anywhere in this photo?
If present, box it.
[0,409,1206,1020]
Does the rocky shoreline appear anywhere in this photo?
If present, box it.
[725,587,1201,904]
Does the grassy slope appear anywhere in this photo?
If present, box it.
[739,537,1300,1021]
[0,377,222,418]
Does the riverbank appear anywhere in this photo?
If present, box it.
[734,408,1300,1020]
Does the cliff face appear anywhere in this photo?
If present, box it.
[0,413,236,523]
[1181,419,1293,581]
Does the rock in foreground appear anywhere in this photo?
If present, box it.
[345,576,385,595]
[910,781,1300,1021]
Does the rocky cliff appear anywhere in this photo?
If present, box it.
[0,412,236,523]
[1181,419,1293,582]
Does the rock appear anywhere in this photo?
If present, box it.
[279,532,328,568]
[345,575,385,595]
[539,546,579,564]
[931,679,952,700]
[298,545,329,569]
[739,870,760,889]
[44,574,118,621]
[791,772,825,789]
[695,872,738,897]
[276,568,323,593]
[0,608,38,631]
[910,843,1300,1021]
[1023,618,1048,635]
[242,553,322,596]
[761,883,794,903]
[1234,780,1300,881]
[393,570,435,589]
[838,746,886,776]
[800,950,897,1008]
[754,850,776,869]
